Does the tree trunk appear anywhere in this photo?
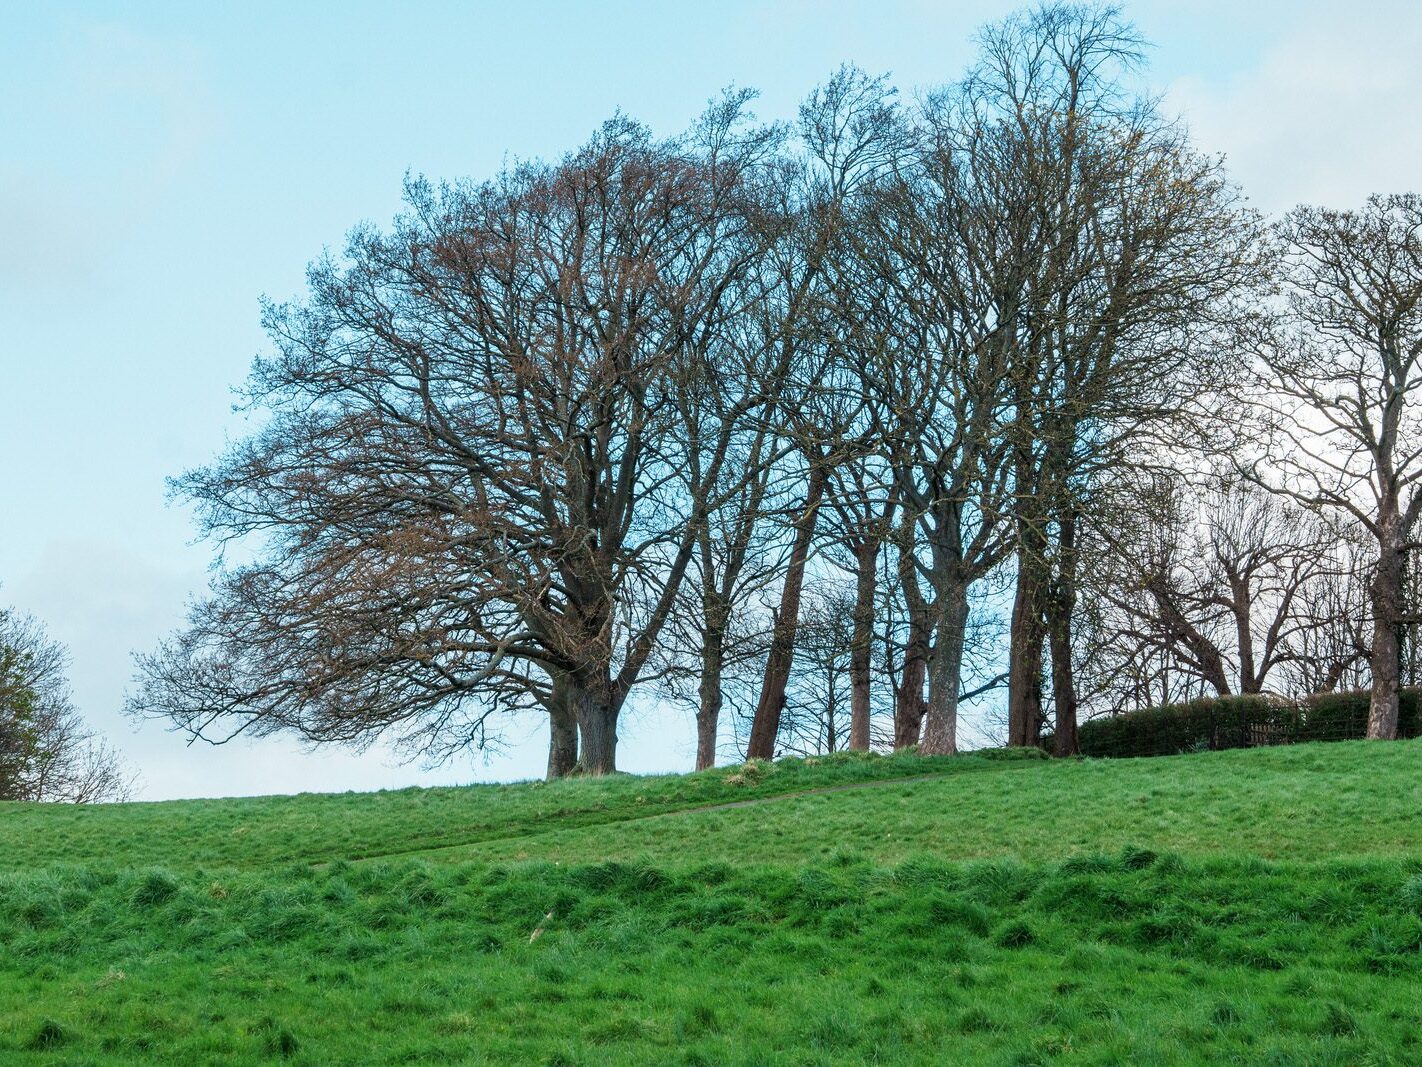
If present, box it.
[695,625,725,770]
[1368,518,1404,740]
[920,575,968,756]
[746,464,828,761]
[1007,544,1046,747]
[1230,576,1260,694]
[545,675,578,779]
[1046,602,1078,757]
[572,684,620,775]
[1048,510,1079,757]
[1048,610,1077,756]
[848,536,879,751]
[893,519,931,749]
[1150,580,1232,696]
[894,647,928,748]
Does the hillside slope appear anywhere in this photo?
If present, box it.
[3,743,1421,1064]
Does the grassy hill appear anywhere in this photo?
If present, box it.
[3,742,1421,1064]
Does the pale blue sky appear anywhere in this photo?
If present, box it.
[2,1,1419,799]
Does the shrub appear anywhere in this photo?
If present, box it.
[1070,694,1294,758]
[1301,688,1422,741]
[1063,688,1422,759]
[975,746,1050,761]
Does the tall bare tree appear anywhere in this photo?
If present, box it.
[1079,473,1357,711]
[838,109,1021,755]
[777,585,859,756]
[666,409,784,770]
[1245,194,1422,738]
[820,450,897,751]
[949,5,1263,754]
[744,66,902,760]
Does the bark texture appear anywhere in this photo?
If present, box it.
[746,465,828,760]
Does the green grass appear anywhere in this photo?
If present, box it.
[3,741,1422,1063]
[0,749,975,871]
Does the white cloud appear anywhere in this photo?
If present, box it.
[1166,4,1422,214]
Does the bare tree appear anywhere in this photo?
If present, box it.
[777,585,858,755]
[1287,527,1373,695]
[116,25,1414,783]
[881,513,930,748]
[948,4,1264,754]
[1243,194,1422,738]
[838,109,1020,756]
[744,66,902,761]
[664,417,784,770]
[131,104,782,776]
[820,449,897,752]
[1080,472,1358,712]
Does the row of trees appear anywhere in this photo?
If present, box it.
[129,4,1422,777]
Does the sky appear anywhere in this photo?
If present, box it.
[2,1,1420,801]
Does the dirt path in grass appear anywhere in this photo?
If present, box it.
[329,770,975,867]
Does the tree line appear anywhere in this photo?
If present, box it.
[126,4,1422,777]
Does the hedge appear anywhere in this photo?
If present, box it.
[1050,689,1422,759]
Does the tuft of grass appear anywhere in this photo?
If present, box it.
[1400,871,1422,912]
[993,918,1037,948]
[957,1006,998,1034]
[129,868,180,908]
[24,1018,68,1051]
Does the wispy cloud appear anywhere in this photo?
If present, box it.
[1166,3,1422,214]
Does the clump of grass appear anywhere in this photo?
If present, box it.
[1210,1001,1241,1027]
[1320,1002,1358,1037]
[1119,845,1158,870]
[957,1006,997,1033]
[24,1018,69,1051]
[129,869,180,909]
[804,1010,857,1050]
[681,1003,719,1036]
[925,892,992,936]
[1400,872,1422,912]
[993,918,1036,948]
[723,759,773,786]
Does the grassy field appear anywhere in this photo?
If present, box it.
[3,742,1421,1064]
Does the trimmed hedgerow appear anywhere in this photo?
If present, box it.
[1300,688,1422,742]
[1062,689,1422,758]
